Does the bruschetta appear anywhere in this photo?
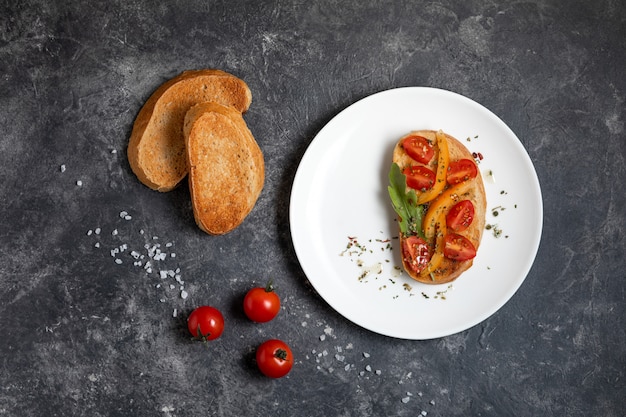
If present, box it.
[388,130,486,284]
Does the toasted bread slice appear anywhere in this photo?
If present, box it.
[183,102,264,235]
[392,130,486,284]
[128,69,252,192]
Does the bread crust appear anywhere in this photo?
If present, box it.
[127,69,252,192]
[393,130,486,284]
[183,102,264,235]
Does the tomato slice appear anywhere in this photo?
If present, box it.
[447,159,478,185]
[446,200,475,232]
[402,235,431,274]
[402,135,434,164]
[443,233,477,261]
[403,165,436,191]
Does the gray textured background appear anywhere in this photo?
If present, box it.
[1,1,625,416]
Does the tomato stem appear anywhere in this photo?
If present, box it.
[192,324,212,343]
[264,279,275,293]
[274,348,289,361]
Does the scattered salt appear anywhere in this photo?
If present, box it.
[76,180,83,186]
[60,164,66,173]
[86,212,189,315]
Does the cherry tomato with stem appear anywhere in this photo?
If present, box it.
[256,339,294,378]
[187,306,224,342]
[243,280,281,323]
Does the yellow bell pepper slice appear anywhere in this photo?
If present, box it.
[416,130,449,205]
[422,180,473,242]
[419,210,447,279]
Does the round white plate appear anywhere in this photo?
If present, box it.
[289,87,543,340]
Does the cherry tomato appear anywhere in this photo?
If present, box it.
[243,281,281,323]
[403,165,436,191]
[402,235,431,274]
[187,306,224,341]
[402,135,434,164]
[443,233,477,261]
[256,339,293,378]
[446,159,478,185]
[446,200,475,232]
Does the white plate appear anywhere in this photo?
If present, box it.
[289,87,543,340]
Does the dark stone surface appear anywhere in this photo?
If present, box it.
[1,1,624,416]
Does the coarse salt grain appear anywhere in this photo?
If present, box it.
[60,164,66,172]
[76,180,83,186]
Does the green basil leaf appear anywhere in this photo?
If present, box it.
[387,163,425,238]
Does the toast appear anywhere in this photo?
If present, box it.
[389,130,486,284]
[183,102,264,235]
[127,69,252,191]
